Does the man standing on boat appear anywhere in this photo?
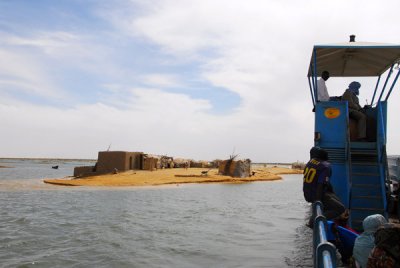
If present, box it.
[303,147,346,227]
[317,70,330,102]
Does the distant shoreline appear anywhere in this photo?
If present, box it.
[0,158,297,166]
[0,158,96,161]
[0,166,12,168]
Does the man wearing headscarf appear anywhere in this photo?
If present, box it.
[353,214,387,268]
[342,81,367,141]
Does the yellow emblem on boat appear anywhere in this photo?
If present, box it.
[324,108,340,119]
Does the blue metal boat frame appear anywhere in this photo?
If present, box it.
[312,202,337,268]
[307,37,400,267]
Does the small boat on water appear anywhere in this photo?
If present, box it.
[52,165,59,169]
[307,35,400,267]
[388,156,400,183]
[388,155,400,218]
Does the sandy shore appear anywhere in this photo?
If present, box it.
[43,167,303,187]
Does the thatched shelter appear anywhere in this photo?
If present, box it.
[143,154,158,171]
[173,158,191,168]
[159,156,174,168]
[190,160,211,168]
[218,158,251,178]
[291,161,305,170]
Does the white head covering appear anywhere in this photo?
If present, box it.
[362,214,387,234]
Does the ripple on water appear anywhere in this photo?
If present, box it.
[0,173,311,267]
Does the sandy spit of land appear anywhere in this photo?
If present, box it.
[43,167,303,187]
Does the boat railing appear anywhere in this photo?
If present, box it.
[312,201,337,268]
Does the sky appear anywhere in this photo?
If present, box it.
[1,0,400,162]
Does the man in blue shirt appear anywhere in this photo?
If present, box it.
[303,147,345,225]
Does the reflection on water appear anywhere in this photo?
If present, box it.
[0,159,313,267]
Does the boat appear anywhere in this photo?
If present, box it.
[388,155,400,216]
[307,35,400,267]
[388,155,400,182]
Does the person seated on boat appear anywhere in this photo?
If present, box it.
[352,214,387,268]
[303,146,346,227]
[334,208,357,232]
[367,223,400,268]
[317,70,330,102]
[331,209,358,265]
[342,81,367,141]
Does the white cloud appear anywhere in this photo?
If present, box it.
[0,29,130,86]
[141,74,182,88]
[0,84,312,161]
[0,48,63,99]
[4,31,80,56]
[2,0,400,162]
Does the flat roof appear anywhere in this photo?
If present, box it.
[308,42,400,77]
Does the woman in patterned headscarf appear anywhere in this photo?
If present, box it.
[367,223,400,268]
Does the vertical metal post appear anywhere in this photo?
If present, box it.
[385,68,400,101]
[370,75,381,105]
[313,48,318,102]
[308,76,316,105]
[378,64,394,102]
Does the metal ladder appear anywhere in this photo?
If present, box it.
[348,143,386,231]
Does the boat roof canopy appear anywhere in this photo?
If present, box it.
[308,41,400,77]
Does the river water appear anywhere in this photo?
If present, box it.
[0,159,313,267]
